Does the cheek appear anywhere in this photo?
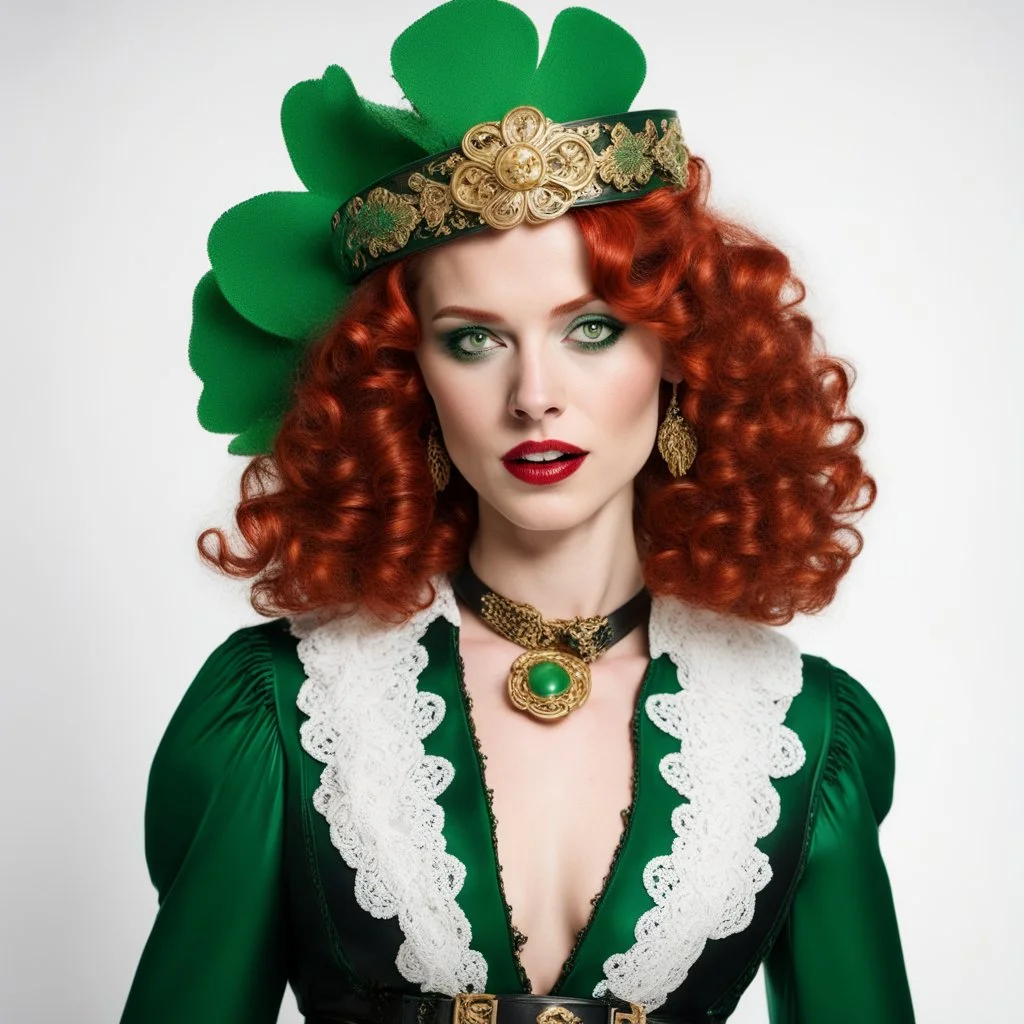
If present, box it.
[418,358,490,441]
[417,351,453,413]
[602,364,663,431]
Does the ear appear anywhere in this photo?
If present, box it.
[661,346,684,385]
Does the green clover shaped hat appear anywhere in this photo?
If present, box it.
[190,0,689,455]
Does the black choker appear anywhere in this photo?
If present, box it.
[450,563,651,721]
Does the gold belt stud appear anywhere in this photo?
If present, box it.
[453,993,498,1024]
[536,1008,583,1024]
[608,1005,646,1024]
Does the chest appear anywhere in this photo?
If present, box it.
[288,598,813,1015]
[458,639,650,994]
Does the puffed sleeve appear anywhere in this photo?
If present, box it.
[764,664,915,1023]
[120,627,288,1024]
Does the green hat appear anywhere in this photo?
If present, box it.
[189,0,689,456]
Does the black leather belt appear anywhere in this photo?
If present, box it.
[437,994,648,1024]
[308,992,687,1024]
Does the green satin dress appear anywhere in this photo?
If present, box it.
[120,612,914,1023]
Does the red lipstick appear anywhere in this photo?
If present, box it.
[501,440,588,486]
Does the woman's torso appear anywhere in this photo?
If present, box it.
[121,577,916,1024]
[273,582,825,1021]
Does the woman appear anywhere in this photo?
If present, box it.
[121,1,915,1021]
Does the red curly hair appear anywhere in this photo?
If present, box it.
[199,157,875,624]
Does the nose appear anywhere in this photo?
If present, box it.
[508,338,565,421]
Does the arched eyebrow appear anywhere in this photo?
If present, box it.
[431,293,598,323]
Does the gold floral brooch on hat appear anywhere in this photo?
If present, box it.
[332,105,688,278]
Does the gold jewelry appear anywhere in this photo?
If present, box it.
[536,1007,583,1024]
[192,2,695,455]
[426,422,451,492]
[333,105,688,281]
[657,381,698,477]
[610,1006,647,1024]
[451,564,651,722]
[452,994,497,1024]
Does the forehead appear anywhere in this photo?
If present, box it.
[415,216,592,315]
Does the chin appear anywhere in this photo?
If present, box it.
[494,506,599,534]
[476,481,635,535]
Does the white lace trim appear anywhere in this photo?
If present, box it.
[290,578,487,997]
[292,581,804,1007]
[593,597,806,1011]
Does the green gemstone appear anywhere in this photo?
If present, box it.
[527,660,571,697]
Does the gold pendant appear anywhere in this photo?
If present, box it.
[506,648,592,720]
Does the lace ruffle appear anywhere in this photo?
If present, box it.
[291,582,487,996]
[293,581,804,1007]
[592,597,805,1010]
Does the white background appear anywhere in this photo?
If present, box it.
[2,0,1021,1021]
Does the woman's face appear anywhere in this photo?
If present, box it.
[414,216,667,536]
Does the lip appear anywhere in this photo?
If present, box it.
[502,439,587,460]
[500,439,588,486]
[502,455,587,486]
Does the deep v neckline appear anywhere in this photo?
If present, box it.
[447,620,655,996]
[293,579,805,1006]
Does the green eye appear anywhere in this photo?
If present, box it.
[443,327,502,360]
[565,315,624,350]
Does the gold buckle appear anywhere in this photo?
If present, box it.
[608,1004,646,1024]
[536,1009,582,1024]
[453,993,498,1024]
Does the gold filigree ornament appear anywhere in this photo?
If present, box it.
[408,172,454,235]
[426,422,451,492]
[597,119,659,191]
[651,116,690,187]
[656,381,698,477]
[452,562,651,723]
[343,187,421,270]
[453,993,498,1024]
[507,648,592,721]
[609,1005,647,1024]
[450,105,598,229]
[479,590,615,720]
[536,1008,584,1024]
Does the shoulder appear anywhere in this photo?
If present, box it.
[796,654,897,825]
[144,621,300,889]
[162,620,297,716]
[150,620,301,789]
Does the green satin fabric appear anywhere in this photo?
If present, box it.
[763,666,915,1023]
[420,619,526,993]
[121,617,914,1023]
[121,625,289,1023]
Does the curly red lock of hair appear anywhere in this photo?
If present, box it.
[198,157,876,625]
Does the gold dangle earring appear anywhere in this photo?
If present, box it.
[657,382,698,477]
[426,422,451,492]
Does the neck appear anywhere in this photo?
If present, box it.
[466,489,645,622]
